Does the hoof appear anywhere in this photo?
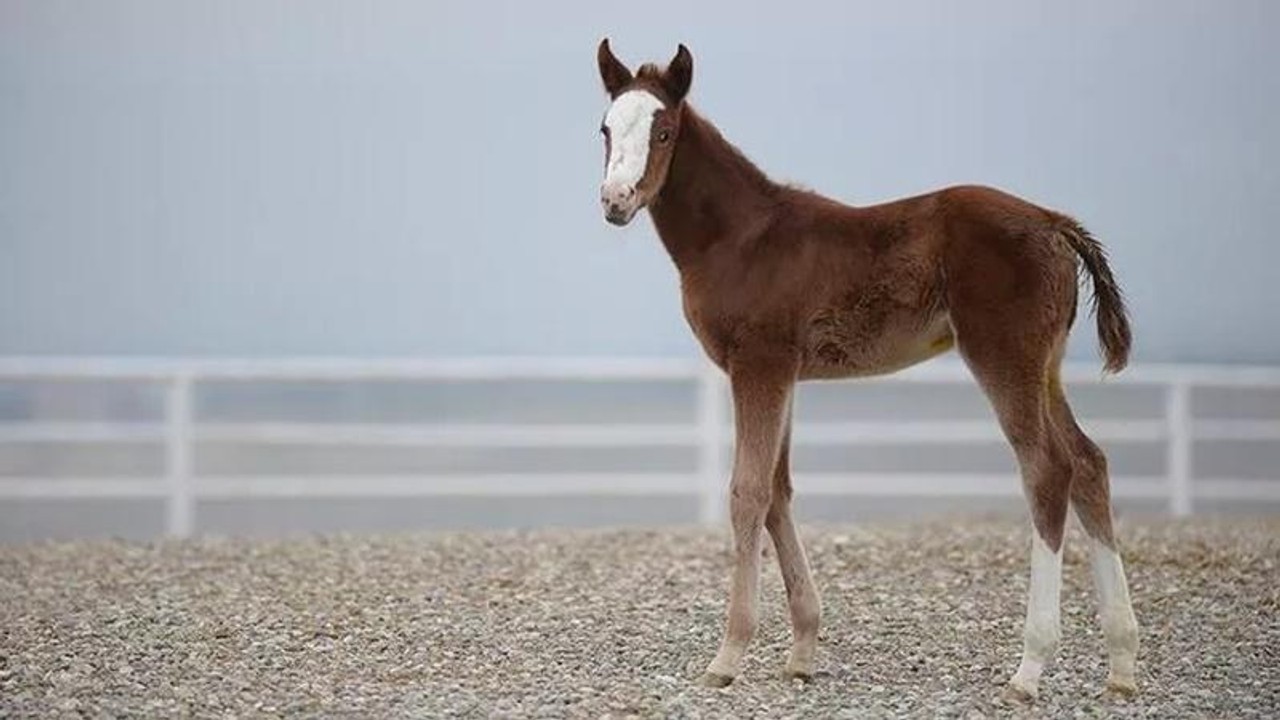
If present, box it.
[1000,681,1037,706]
[1103,677,1138,700]
[782,667,814,683]
[700,672,735,688]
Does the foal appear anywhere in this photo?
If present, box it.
[596,41,1139,702]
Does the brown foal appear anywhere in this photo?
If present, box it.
[596,40,1139,702]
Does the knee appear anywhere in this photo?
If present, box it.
[764,489,792,532]
[729,480,772,518]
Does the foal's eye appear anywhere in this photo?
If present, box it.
[657,129,671,143]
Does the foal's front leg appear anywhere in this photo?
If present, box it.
[702,362,794,687]
[766,416,822,681]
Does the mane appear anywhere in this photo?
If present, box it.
[636,63,664,81]
[685,106,842,208]
[679,104,780,198]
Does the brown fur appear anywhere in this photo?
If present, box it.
[596,39,1136,693]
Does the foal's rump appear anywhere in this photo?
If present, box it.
[936,185,1130,373]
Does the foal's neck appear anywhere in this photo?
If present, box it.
[647,106,780,269]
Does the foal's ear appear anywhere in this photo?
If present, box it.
[597,38,633,97]
[663,44,693,103]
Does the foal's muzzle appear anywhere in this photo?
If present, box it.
[601,184,639,226]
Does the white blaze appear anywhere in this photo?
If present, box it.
[603,90,665,190]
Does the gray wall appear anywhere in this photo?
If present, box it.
[2,1,1278,362]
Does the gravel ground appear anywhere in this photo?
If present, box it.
[2,516,1277,718]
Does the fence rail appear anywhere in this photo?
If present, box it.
[2,356,1280,537]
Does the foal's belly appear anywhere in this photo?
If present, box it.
[798,309,954,381]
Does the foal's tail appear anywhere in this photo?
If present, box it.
[1060,219,1132,374]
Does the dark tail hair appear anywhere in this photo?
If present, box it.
[1061,219,1131,373]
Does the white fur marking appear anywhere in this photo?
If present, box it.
[1089,536,1139,685]
[603,90,665,190]
[1011,532,1062,695]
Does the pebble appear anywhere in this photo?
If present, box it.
[0,517,1276,718]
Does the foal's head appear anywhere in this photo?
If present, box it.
[596,39,693,226]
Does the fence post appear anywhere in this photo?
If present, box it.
[165,373,195,537]
[696,361,726,524]
[1166,380,1192,517]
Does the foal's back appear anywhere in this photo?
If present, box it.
[726,183,1081,380]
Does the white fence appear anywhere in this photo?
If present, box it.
[2,356,1280,538]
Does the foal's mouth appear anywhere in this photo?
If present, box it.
[604,208,638,226]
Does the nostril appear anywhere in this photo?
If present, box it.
[601,185,636,210]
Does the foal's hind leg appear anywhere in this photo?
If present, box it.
[1047,374,1139,696]
[956,335,1073,703]
[765,415,822,680]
